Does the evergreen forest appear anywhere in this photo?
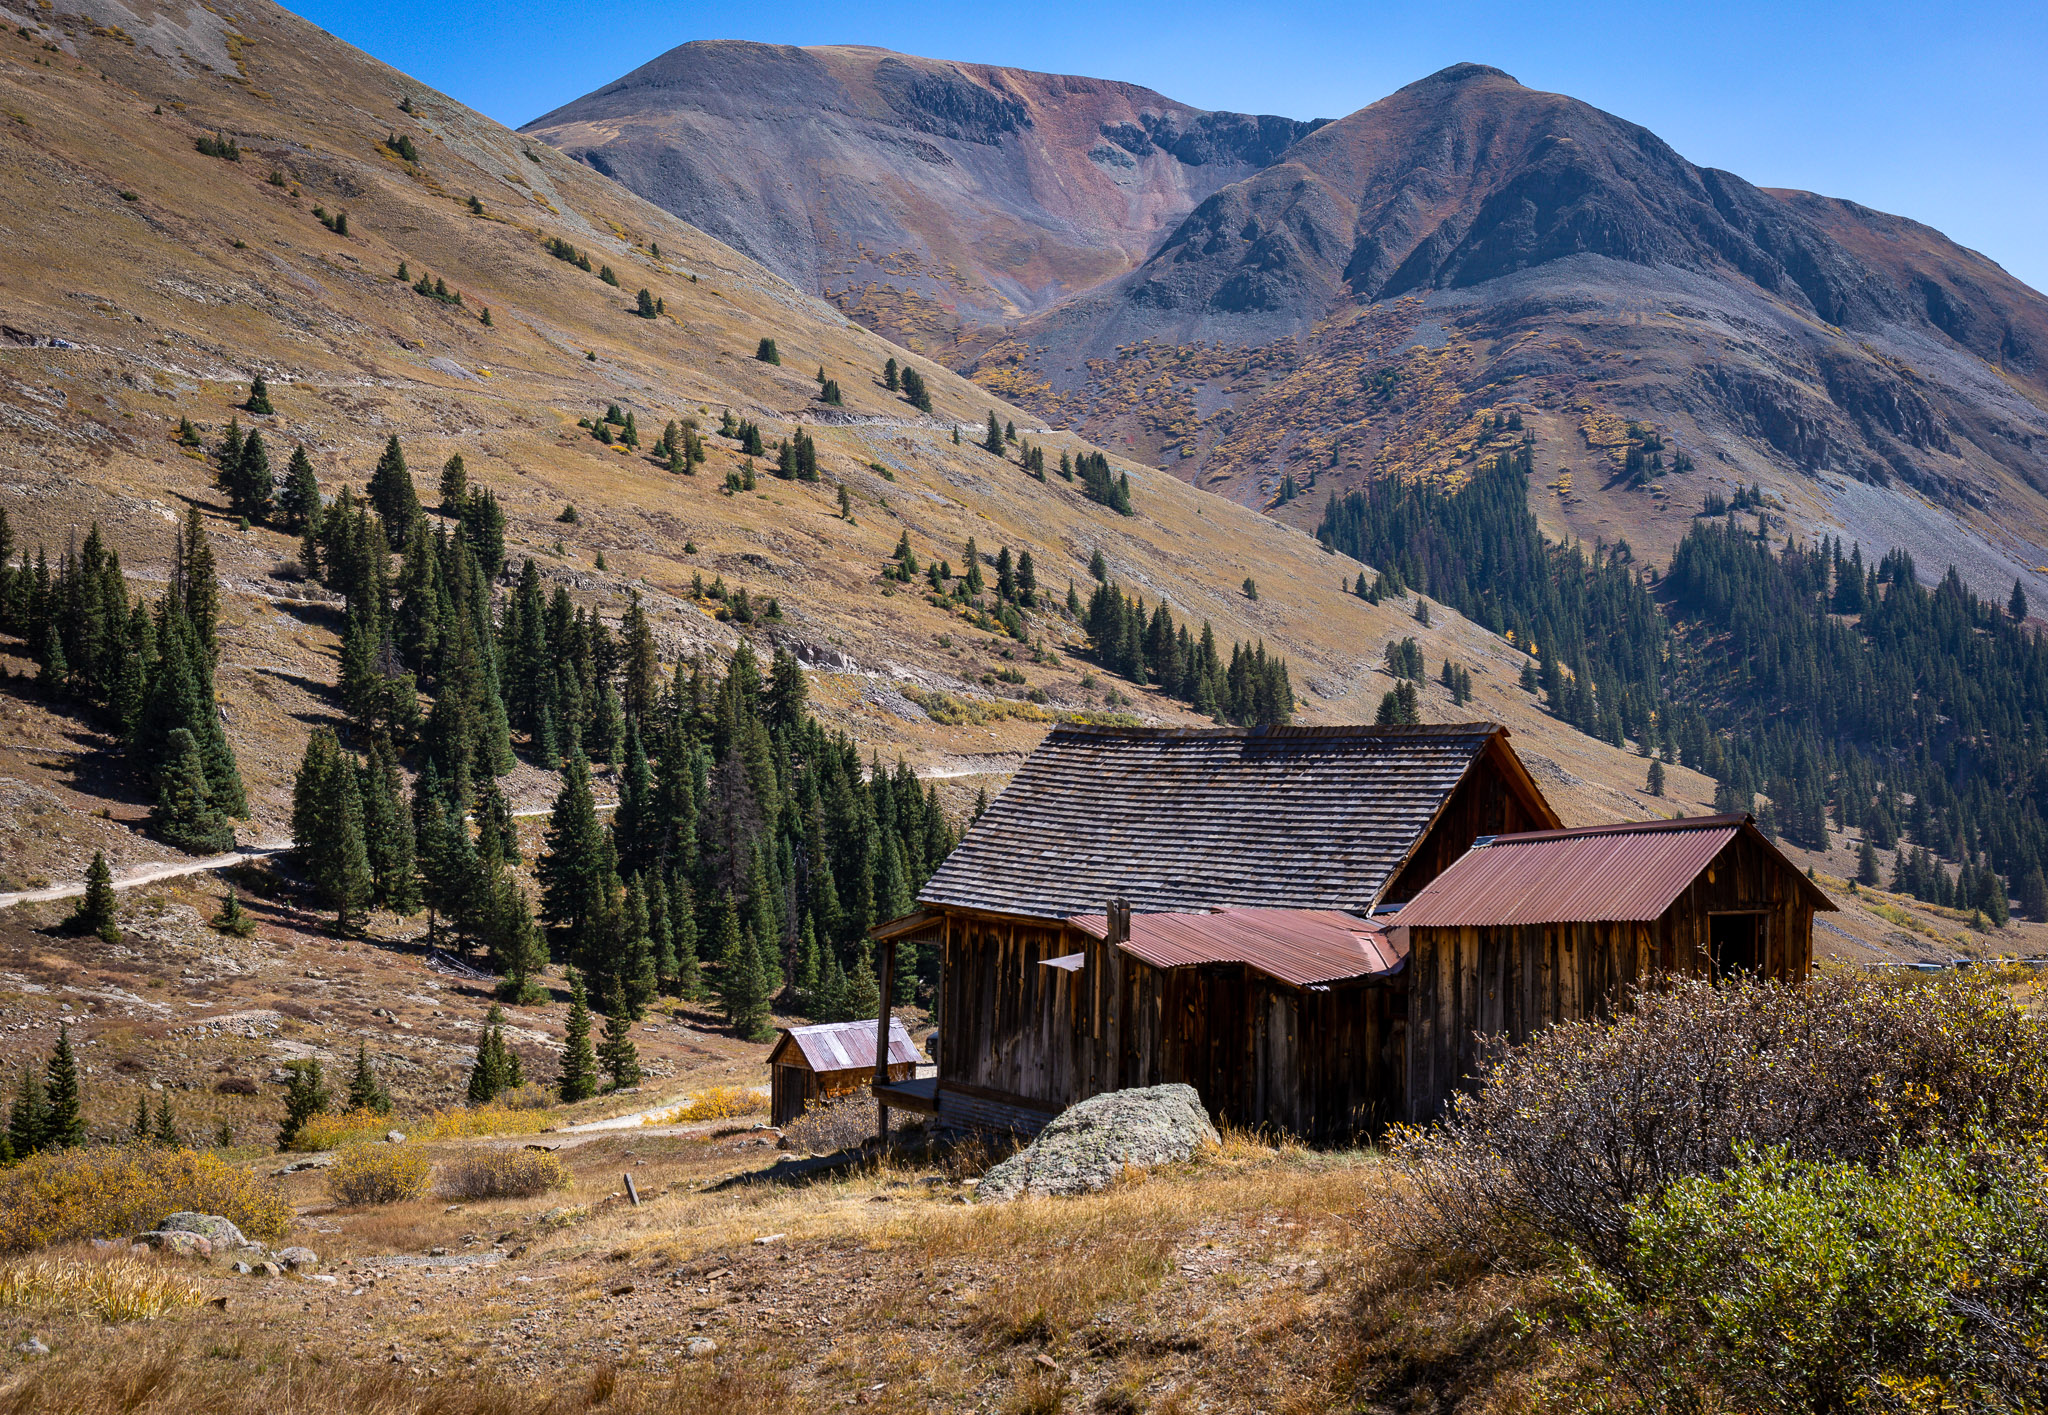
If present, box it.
[1318,449,2048,918]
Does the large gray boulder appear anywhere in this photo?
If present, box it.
[159,1212,247,1249]
[975,1084,1220,1202]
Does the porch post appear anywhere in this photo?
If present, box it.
[873,935,897,1145]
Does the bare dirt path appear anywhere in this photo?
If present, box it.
[0,803,621,909]
[0,843,291,908]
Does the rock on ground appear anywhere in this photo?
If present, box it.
[132,1230,212,1258]
[159,1212,247,1248]
[974,1084,1220,1202]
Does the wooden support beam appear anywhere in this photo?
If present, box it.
[873,935,897,1145]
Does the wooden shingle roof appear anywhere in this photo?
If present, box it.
[918,723,1550,919]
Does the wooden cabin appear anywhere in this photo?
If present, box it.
[1394,814,1834,1120]
[866,723,1559,1139]
[767,1018,922,1127]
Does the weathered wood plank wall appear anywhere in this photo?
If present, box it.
[1404,833,1816,1121]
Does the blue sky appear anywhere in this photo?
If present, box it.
[296,0,2047,292]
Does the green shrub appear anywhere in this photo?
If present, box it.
[1394,973,2048,1270]
[437,1148,571,1201]
[1555,1136,2048,1413]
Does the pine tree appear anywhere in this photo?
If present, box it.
[883,357,899,392]
[557,972,599,1102]
[133,1092,152,1144]
[71,850,119,944]
[1646,758,1665,796]
[636,288,657,318]
[1857,839,1880,887]
[154,727,234,854]
[2011,579,2029,622]
[43,1025,84,1149]
[175,506,220,666]
[7,1065,47,1159]
[346,1040,392,1115]
[366,435,420,542]
[244,374,274,415]
[711,891,771,1040]
[277,1059,329,1151]
[597,977,641,1088]
[279,446,321,532]
[755,337,780,365]
[359,737,420,913]
[2022,868,2048,922]
[814,949,849,1023]
[439,453,467,512]
[845,942,881,1022]
[293,728,371,926]
[152,1092,180,1148]
[618,875,658,1020]
[983,410,1003,454]
[468,1003,515,1104]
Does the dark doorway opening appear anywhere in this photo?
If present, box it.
[1710,913,1763,979]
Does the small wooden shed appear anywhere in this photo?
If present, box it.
[1394,813,1835,1120]
[768,1018,922,1127]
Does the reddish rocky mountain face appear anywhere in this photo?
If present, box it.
[521,43,1321,349]
[546,55,2048,593]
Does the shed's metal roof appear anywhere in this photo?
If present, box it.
[1068,907,1405,988]
[1394,814,1836,927]
[769,1017,923,1074]
[917,723,1548,919]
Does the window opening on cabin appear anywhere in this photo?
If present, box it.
[1709,913,1764,980]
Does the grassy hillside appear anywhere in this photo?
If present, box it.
[0,3,2028,966]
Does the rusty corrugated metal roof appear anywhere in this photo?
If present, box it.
[918,723,1553,919]
[1394,813,1834,927]
[1066,907,1406,988]
[771,1018,923,1074]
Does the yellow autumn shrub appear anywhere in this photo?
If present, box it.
[286,1108,394,1152]
[326,1143,431,1206]
[422,1102,554,1139]
[650,1085,766,1125]
[0,1146,291,1252]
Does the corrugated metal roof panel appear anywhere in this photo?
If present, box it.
[918,724,1534,919]
[1395,816,1750,927]
[1066,907,1405,988]
[778,1017,923,1074]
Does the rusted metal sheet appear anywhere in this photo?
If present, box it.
[770,1017,923,1074]
[1066,907,1405,988]
[1395,813,1833,928]
[917,724,1557,920]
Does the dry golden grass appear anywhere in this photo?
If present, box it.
[649,1085,766,1124]
[0,1146,290,1252]
[326,1144,433,1206]
[438,1149,571,1201]
[0,1252,214,1323]
[0,1134,1572,1415]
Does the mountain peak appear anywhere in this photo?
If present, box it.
[1412,62,1517,87]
